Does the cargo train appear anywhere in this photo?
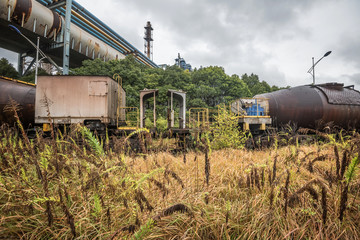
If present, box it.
[34,75,127,131]
[0,75,187,134]
[1,75,360,133]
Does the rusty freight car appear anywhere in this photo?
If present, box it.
[256,82,360,130]
[0,76,35,128]
[35,75,126,131]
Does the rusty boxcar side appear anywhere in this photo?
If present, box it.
[35,75,126,127]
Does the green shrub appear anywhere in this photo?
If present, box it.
[210,105,247,150]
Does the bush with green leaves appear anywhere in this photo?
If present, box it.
[210,105,248,150]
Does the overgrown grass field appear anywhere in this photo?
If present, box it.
[0,122,359,239]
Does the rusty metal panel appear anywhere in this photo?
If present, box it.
[257,86,324,128]
[11,0,32,26]
[47,11,62,38]
[316,84,360,105]
[35,75,124,125]
[88,81,107,96]
[107,79,126,122]
[256,83,360,129]
[0,77,35,127]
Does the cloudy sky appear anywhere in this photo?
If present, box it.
[1,0,359,88]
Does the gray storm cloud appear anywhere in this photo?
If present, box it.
[1,0,359,88]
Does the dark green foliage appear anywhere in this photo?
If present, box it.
[19,68,49,83]
[71,56,283,115]
[241,73,288,96]
[189,67,251,107]
[0,57,52,83]
[0,57,19,79]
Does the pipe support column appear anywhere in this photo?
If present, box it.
[63,0,73,74]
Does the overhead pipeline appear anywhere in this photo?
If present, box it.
[0,0,157,66]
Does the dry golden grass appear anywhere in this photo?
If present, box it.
[130,144,359,239]
[0,125,359,239]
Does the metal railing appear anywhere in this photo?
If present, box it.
[188,108,209,129]
[230,98,270,117]
[117,107,139,129]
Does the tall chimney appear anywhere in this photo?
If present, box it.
[144,21,153,60]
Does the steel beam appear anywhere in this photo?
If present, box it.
[18,53,24,76]
[23,58,36,76]
[167,90,186,129]
[47,0,66,10]
[33,0,158,68]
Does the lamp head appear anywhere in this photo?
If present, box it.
[324,51,332,57]
[8,24,21,35]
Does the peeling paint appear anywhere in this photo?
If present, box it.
[11,0,32,25]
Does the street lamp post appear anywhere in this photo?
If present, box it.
[307,51,332,85]
[35,36,40,84]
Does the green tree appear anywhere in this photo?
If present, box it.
[72,56,147,108]
[19,69,49,84]
[71,57,282,117]
[210,105,247,150]
[0,58,19,79]
[190,67,250,107]
[242,73,278,96]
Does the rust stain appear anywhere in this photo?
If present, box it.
[94,42,100,52]
[11,0,32,25]
[47,11,62,38]
[257,84,360,129]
